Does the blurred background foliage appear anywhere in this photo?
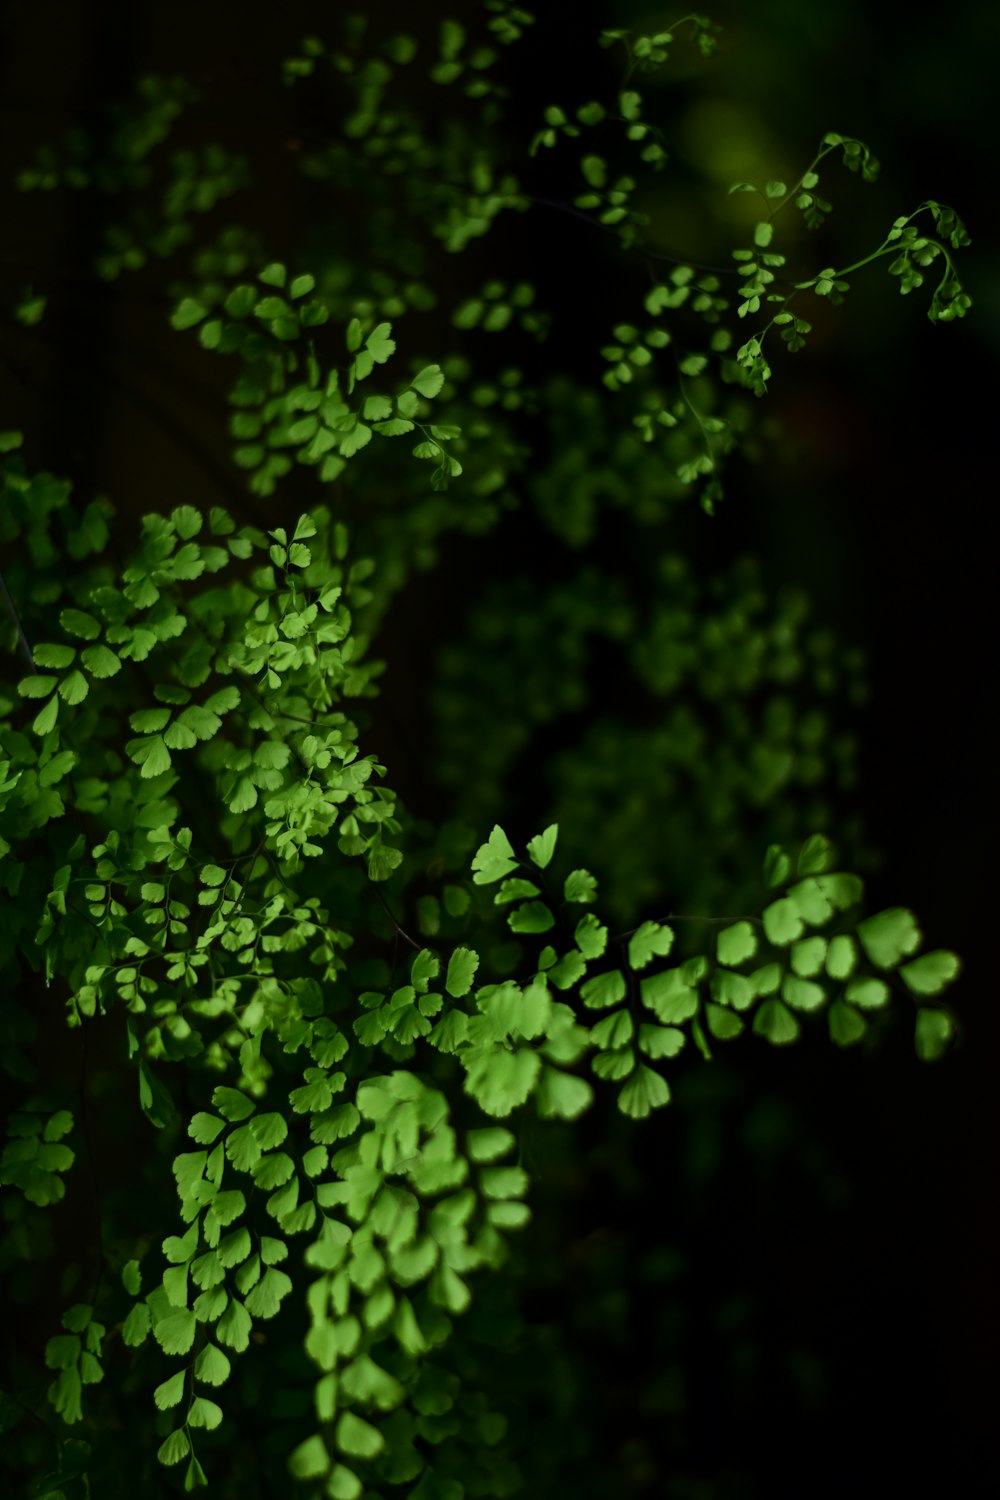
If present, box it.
[0,0,993,1494]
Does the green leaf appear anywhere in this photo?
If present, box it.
[188,1397,223,1430]
[472,825,518,884]
[627,920,674,970]
[335,1410,385,1459]
[43,1110,74,1142]
[410,364,444,398]
[526,823,558,869]
[157,1429,190,1466]
[507,900,554,933]
[579,969,626,1010]
[410,948,441,991]
[139,1060,175,1128]
[856,908,921,968]
[617,1064,670,1118]
[289,1435,330,1480]
[899,951,960,996]
[640,969,697,1024]
[815,872,864,911]
[188,1112,226,1144]
[185,1456,208,1491]
[590,1010,633,1050]
[59,608,100,640]
[787,878,835,927]
[464,1047,540,1117]
[790,936,826,977]
[467,1127,516,1162]
[781,974,825,1012]
[204,1189,246,1243]
[212,1087,255,1122]
[365,322,396,364]
[564,869,597,903]
[45,1333,81,1369]
[216,1227,252,1269]
[362,394,393,422]
[290,1075,334,1114]
[915,1008,954,1061]
[826,935,858,980]
[47,1367,82,1423]
[33,643,76,669]
[193,1285,228,1323]
[216,1298,252,1352]
[637,1024,685,1059]
[153,1308,197,1356]
[228,777,258,814]
[716,921,758,966]
[752,999,800,1045]
[163,1263,189,1307]
[154,1370,186,1410]
[339,421,372,458]
[243,1266,292,1319]
[445,946,479,997]
[249,1113,288,1150]
[494,878,540,905]
[122,1259,141,1297]
[194,1343,231,1386]
[479,1164,529,1200]
[844,977,889,1010]
[127,736,172,780]
[762,898,805,946]
[547,949,587,989]
[364,842,401,883]
[750,963,788,995]
[574,913,608,960]
[797,834,833,875]
[373,417,414,436]
[705,1003,744,1041]
[536,1067,593,1120]
[171,298,208,331]
[224,285,256,318]
[32,695,59,734]
[122,1303,151,1346]
[130,705,170,735]
[763,844,791,888]
[252,1152,294,1189]
[18,674,57,699]
[828,1000,866,1047]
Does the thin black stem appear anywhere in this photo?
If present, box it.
[528,193,742,276]
[368,878,421,952]
[0,566,35,669]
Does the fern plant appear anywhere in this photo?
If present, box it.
[0,6,969,1497]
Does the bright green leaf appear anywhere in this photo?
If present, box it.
[627,920,674,970]
[716,921,758,967]
[526,824,558,869]
[899,951,960,996]
[617,1064,670,1118]
[915,1008,954,1061]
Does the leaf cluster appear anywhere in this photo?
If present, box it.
[0,7,969,1498]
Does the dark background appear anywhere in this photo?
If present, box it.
[0,0,994,1494]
